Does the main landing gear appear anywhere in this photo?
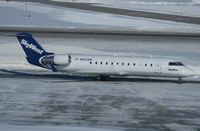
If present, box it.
[94,75,111,81]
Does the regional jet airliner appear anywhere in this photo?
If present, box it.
[16,33,195,83]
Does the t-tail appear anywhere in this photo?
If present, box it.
[16,32,54,68]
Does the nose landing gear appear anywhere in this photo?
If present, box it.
[178,77,183,84]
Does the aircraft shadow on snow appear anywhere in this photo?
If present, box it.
[0,69,199,84]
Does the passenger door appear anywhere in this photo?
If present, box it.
[155,63,162,74]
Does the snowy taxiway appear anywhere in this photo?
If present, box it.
[1,0,200,34]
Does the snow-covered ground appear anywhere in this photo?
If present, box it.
[52,0,200,5]
[51,0,200,17]
[1,1,200,33]
[0,69,200,130]
[98,3,200,17]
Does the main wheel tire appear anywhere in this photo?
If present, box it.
[96,75,110,81]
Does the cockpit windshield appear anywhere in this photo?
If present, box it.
[169,62,184,66]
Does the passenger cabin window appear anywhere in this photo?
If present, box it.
[169,62,184,66]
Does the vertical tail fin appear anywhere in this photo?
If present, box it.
[16,32,47,57]
[16,32,53,67]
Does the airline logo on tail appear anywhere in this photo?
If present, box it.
[20,39,43,55]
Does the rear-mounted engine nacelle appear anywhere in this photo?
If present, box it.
[40,54,71,67]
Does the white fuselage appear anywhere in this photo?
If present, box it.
[46,54,194,78]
